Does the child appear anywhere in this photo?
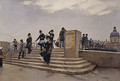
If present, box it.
[18,39,25,60]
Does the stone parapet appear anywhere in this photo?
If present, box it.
[79,50,120,67]
[0,41,10,54]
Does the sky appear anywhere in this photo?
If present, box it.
[0,0,120,42]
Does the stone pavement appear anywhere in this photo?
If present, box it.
[0,64,120,81]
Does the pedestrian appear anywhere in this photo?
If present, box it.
[81,34,86,49]
[89,38,93,50]
[36,30,45,51]
[40,35,52,65]
[59,27,66,48]
[84,34,88,49]
[18,39,25,60]
[26,33,32,54]
[49,30,54,48]
[13,39,18,51]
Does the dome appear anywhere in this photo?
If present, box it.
[110,27,119,37]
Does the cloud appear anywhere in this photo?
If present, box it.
[0,0,120,41]
[22,0,119,15]
[23,1,32,5]
[98,10,112,15]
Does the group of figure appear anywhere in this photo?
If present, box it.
[81,34,106,50]
[12,29,55,64]
[13,33,32,60]
[36,30,54,51]
[12,27,67,64]
[13,38,26,59]
[81,34,88,49]
[36,30,54,64]
[81,34,117,52]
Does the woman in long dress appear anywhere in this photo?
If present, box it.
[40,36,52,65]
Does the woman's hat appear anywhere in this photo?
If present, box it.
[51,30,54,32]
[39,30,42,33]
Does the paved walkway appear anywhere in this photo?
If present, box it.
[0,64,120,81]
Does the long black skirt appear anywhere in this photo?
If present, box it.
[43,53,51,64]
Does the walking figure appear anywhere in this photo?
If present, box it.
[40,35,52,65]
[18,39,25,60]
[84,34,88,49]
[36,30,45,51]
[13,39,18,51]
[82,34,86,49]
[26,33,32,54]
[59,27,66,48]
[89,38,93,50]
[49,30,54,48]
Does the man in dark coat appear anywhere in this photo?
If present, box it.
[36,30,45,51]
[89,38,93,50]
[26,33,32,54]
[82,34,85,49]
[59,27,66,48]
[49,30,54,48]
[84,34,88,49]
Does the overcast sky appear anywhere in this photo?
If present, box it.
[0,0,120,42]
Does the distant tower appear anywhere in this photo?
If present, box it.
[110,27,120,51]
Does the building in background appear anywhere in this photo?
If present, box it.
[110,27,120,51]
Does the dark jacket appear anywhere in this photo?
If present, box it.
[36,33,45,41]
[49,32,54,42]
[40,40,52,57]
[82,37,85,44]
[45,40,52,52]
[84,36,88,42]
[26,37,32,47]
[59,30,66,41]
